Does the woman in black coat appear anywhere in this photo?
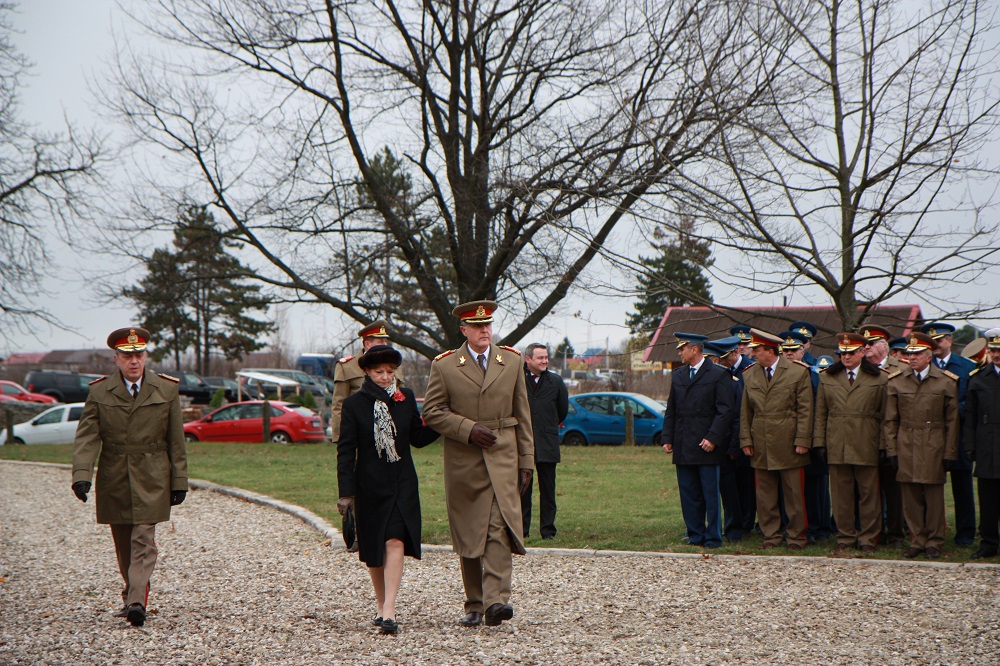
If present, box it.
[336,345,438,634]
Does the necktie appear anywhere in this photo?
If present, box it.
[477,353,487,374]
[131,383,139,399]
[534,375,540,384]
[848,371,855,385]
[689,367,696,381]
[766,366,773,383]
[915,372,922,382]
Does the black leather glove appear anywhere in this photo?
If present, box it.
[337,497,354,517]
[943,459,956,472]
[964,449,975,462]
[170,490,187,506]
[812,447,828,466]
[72,481,91,503]
[469,424,497,449]
[518,468,533,496]
[887,455,899,471]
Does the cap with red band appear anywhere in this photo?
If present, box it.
[452,300,498,324]
[107,326,151,352]
[747,328,783,348]
[861,325,891,342]
[358,319,390,339]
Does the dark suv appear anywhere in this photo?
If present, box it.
[24,370,103,403]
[173,371,223,404]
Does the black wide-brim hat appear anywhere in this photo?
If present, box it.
[358,344,403,370]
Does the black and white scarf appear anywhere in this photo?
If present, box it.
[362,377,400,463]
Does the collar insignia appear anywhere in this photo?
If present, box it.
[495,353,504,365]
[458,355,467,366]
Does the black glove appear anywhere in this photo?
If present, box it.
[469,424,497,450]
[887,455,899,471]
[943,459,956,472]
[72,481,91,503]
[964,449,975,462]
[812,447,828,466]
[170,490,187,506]
[518,468,533,496]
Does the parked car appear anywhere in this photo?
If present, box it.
[240,368,330,400]
[0,402,86,445]
[167,370,221,404]
[200,376,241,402]
[0,380,58,404]
[23,370,103,403]
[558,391,666,446]
[182,400,326,444]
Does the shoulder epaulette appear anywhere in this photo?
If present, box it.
[88,375,107,386]
[888,370,903,380]
[942,369,959,381]
[339,355,353,363]
[157,373,180,383]
[970,367,982,377]
[880,366,891,373]
[434,349,456,362]
[793,360,811,369]
[817,367,828,373]
[499,345,522,356]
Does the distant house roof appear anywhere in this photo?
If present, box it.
[581,347,606,358]
[644,304,924,363]
[1,353,46,365]
[42,349,116,365]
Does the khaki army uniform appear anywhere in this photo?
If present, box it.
[330,355,403,442]
[423,343,534,614]
[814,364,888,548]
[884,365,959,550]
[741,356,814,547]
[73,371,188,608]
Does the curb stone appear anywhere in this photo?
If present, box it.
[3,459,996,568]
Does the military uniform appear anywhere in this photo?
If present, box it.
[422,301,533,624]
[884,334,959,554]
[740,330,814,548]
[813,333,888,550]
[72,327,187,625]
[963,338,1000,558]
[329,320,403,442]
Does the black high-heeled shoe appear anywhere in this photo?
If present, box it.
[371,615,383,627]
[380,618,398,635]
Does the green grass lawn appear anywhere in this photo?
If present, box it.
[1,441,978,561]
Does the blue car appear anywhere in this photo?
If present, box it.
[559,392,666,446]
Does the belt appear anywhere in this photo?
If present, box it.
[109,441,168,454]
[901,421,945,429]
[478,417,519,430]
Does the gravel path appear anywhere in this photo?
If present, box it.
[2,462,998,665]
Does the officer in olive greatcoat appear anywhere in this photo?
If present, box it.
[72,327,188,627]
[422,300,534,628]
[814,332,888,553]
[884,332,959,559]
[740,329,814,550]
[963,332,1000,559]
[330,320,404,443]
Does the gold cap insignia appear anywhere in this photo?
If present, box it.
[127,329,138,344]
[796,327,810,336]
[476,305,486,317]
[785,337,795,345]
[909,336,919,346]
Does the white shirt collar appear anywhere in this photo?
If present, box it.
[767,359,780,374]
[939,353,951,366]
[467,343,489,362]
[689,358,705,374]
[124,374,142,393]
[916,366,930,381]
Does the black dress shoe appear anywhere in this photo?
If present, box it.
[371,615,383,626]
[903,546,923,559]
[113,605,129,618]
[924,546,941,559]
[971,548,998,560]
[484,602,514,626]
[460,611,482,627]
[380,618,398,635]
[126,603,145,627]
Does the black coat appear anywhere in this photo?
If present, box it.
[662,360,735,465]
[524,367,569,463]
[964,366,1000,479]
[337,380,439,566]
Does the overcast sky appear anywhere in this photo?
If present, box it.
[6,0,998,362]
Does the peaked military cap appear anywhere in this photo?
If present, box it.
[703,342,721,358]
[815,355,835,370]
[729,325,752,343]
[708,336,741,355]
[904,332,935,353]
[107,326,151,352]
[962,337,987,364]
[358,319,391,339]
[986,328,1000,350]
[789,321,817,339]
[860,325,891,342]
[453,300,498,324]
[888,336,908,351]
[674,332,709,349]
[747,328,783,348]
[779,330,809,350]
[919,322,956,340]
[836,332,867,353]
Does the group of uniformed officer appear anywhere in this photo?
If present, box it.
[665,320,1000,560]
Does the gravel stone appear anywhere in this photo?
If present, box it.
[2,462,999,665]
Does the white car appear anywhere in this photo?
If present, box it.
[0,403,86,445]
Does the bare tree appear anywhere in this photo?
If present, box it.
[0,2,103,346]
[665,0,1000,332]
[100,0,795,357]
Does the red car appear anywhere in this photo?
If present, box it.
[183,400,326,444]
[0,380,58,404]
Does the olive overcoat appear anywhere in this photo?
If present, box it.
[423,344,534,557]
[72,371,188,524]
[740,357,814,470]
[813,360,888,466]
[884,365,959,484]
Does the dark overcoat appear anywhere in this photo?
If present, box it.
[337,381,438,567]
[964,366,1000,479]
[72,371,188,525]
[662,361,735,464]
[524,367,569,464]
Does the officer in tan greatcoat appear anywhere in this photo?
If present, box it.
[422,300,534,628]
[740,329,814,550]
[814,332,888,554]
[884,332,959,559]
[72,327,188,627]
[330,320,404,442]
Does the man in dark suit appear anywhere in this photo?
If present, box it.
[661,333,735,548]
[964,332,1000,560]
[922,322,977,546]
[710,336,754,540]
[790,321,819,366]
[520,343,569,540]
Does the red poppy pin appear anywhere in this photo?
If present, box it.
[393,390,405,402]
